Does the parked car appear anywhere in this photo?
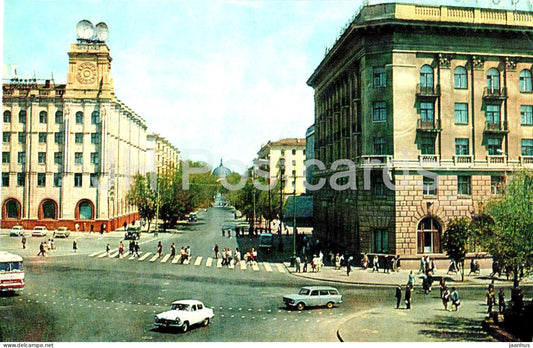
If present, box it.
[283,286,343,311]
[31,226,48,237]
[259,233,274,251]
[188,213,197,223]
[154,300,214,332]
[54,226,71,238]
[124,227,140,240]
[10,226,25,237]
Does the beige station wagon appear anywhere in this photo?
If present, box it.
[283,286,343,311]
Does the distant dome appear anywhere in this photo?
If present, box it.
[212,159,231,178]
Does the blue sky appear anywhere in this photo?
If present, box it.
[3,0,532,172]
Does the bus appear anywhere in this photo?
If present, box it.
[0,251,24,292]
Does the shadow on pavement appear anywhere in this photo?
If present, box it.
[415,315,492,341]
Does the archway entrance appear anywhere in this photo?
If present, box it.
[417,217,441,253]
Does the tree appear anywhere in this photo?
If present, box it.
[126,174,156,233]
[442,217,471,282]
[485,170,533,288]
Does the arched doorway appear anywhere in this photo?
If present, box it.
[39,199,58,219]
[76,200,94,220]
[3,198,21,219]
[417,217,441,254]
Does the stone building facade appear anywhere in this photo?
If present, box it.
[307,2,533,266]
[2,35,148,231]
[146,133,181,177]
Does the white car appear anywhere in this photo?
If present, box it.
[31,226,48,237]
[10,226,25,237]
[154,300,214,332]
[54,227,71,238]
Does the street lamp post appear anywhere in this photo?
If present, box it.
[292,171,297,264]
[278,158,285,249]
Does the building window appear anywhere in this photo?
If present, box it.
[521,105,533,125]
[421,136,435,155]
[417,217,441,253]
[4,199,20,218]
[2,173,9,187]
[17,152,25,164]
[491,176,505,195]
[457,175,471,195]
[54,132,64,144]
[91,111,100,124]
[455,138,469,155]
[420,65,434,88]
[291,149,296,155]
[374,137,387,155]
[2,152,10,163]
[39,111,47,124]
[55,111,63,124]
[487,138,502,155]
[420,102,434,122]
[19,110,26,124]
[371,172,386,196]
[487,68,500,91]
[91,133,100,144]
[18,132,26,144]
[54,152,63,164]
[75,111,83,124]
[90,152,100,165]
[75,133,84,143]
[54,173,62,187]
[522,139,533,156]
[74,173,82,187]
[90,173,98,187]
[520,69,532,92]
[37,173,46,187]
[454,66,468,89]
[373,229,389,253]
[372,101,386,122]
[373,67,386,87]
[78,201,93,219]
[3,110,11,123]
[74,152,83,164]
[454,103,468,124]
[486,104,500,124]
[423,176,437,195]
[38,132,47,143]
[38,152,46,164]
[17,173,25,186]
[3,132,11,143]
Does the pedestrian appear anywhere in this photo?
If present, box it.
[123,221,127,231]
[450,287,460,311]
[234,248,241,263]
[372,254,379,272]
[383,255,390,273]
[361,253,369,270]
[73,240,78,253]
[302,256,308,272]
[156,241,162,257]
[498,288,506,314]
[419,256,426,274]
[295,256,301,273]
[395,255,401,272]
[221,248,227,266]
[486,287,495,313]
[21,235,26,249]
[129,240,135,255]
[407,270,415,288]
[441,286,450,311]
[186,246,191,260]
[447,260,458,274]
[346,259,352,276]
[213,244,219,259]
[222,228,225,237]
[335,254,341,270]
[118,241,124,258]
[395,284,402,309]
[439,278,446,298]
[106,243,110,256]
[252,248,258,264]
[134,242,140,257]
[37,242,46,257]
[170,243,176,260]
[90,224,94,233]
[405,284,412,309]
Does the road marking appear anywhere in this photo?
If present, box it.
[160,254,170,263]
[109,251,119,258]
[228,260,235,269]
[216,259,222,268]
[89,251,104,257]
[194,256,202,266]
[149,254,160,262]
[171,256,179,264]
[99,251,112,258]
[240,261,246,270]
[263,263,273,272]
[206,258,213,267]
[183,257,190,265]
[275,263,285,273]
[252,263,259,271]
[129,253,141,260]
[139,252,152,261]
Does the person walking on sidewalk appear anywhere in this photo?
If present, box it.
[405,284,412,309]
[21,235,26,249]
[407,270,415,288]
[450,287,460,311]
[498,288,506,314]
[346,259,352,276]
[486,287,496,313]
[372,255,379,272]
[395,284,402,309]
[441,286,450,311]
[295,256,301,273]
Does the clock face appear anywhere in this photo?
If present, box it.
[76,62,97,85]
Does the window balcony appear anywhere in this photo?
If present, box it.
[416,119,441,132]
[487,155,507,165]
[360,155,393,167]
[418,154,440,166]
[452,155,473,165]
[519,156,533,167]
[483,87,507,100]
[484,121,509,134]
[416,84,440,97]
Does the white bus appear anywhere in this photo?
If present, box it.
[0,251,25,292]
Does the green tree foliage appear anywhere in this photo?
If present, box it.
[485,170,533,287]
[442,217,471,282]
[126,174,156,232]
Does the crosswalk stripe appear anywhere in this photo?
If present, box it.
[206,258,213,267]
[228,260,235,269]
[121,251,131,259]
[194,256,202,266]
[252,263,259,271]
[263,263,273,272]
[240,260,246,270]
[183,258,190,265]
[109,251,119,258]
[161,254,171,263]
[216,259,222,268]
[138,252,152,261]
[149,254,160,262]
[171,256,179,264]
[98,252,110,258]
[128,253,138,260]
[275,263,285,273]
[89,251,103,257]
